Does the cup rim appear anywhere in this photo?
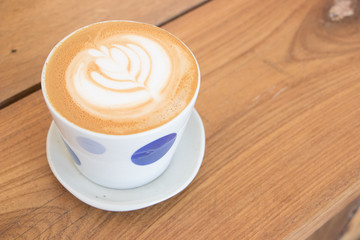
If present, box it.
[41,20,200,138]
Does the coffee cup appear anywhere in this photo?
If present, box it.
[41,21,200,189]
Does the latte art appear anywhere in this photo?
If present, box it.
[43,21,199,134]
[67,35,171,115]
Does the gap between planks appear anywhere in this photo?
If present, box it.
[0,0,211,110]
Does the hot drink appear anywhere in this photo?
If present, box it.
[43,21,198,135]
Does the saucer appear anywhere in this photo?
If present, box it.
[46,109,205,211]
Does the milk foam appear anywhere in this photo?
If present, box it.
[44,21,198,134]
[66,35,171,117]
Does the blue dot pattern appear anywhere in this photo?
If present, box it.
[76,136,106,154]
[131,133,177,166]
[63,141,81,165]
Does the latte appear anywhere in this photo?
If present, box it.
[42,21,199,135]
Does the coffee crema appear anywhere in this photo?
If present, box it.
[43,21,199,135]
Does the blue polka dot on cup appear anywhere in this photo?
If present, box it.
[76,136,106,154]
[131,133,177,166]
[63,141,81,166]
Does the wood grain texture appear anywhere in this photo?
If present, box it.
[0,0,206,108]
[2,0,360,239]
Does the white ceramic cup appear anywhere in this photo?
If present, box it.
[41,21,200,189]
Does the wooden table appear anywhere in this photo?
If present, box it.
[1,0,360,239]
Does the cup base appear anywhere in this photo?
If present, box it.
[46,109,205,211]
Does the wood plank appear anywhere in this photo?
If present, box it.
[2,0,360,238]
[0,0,207,108]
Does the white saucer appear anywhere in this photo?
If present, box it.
[46,109,205,211]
